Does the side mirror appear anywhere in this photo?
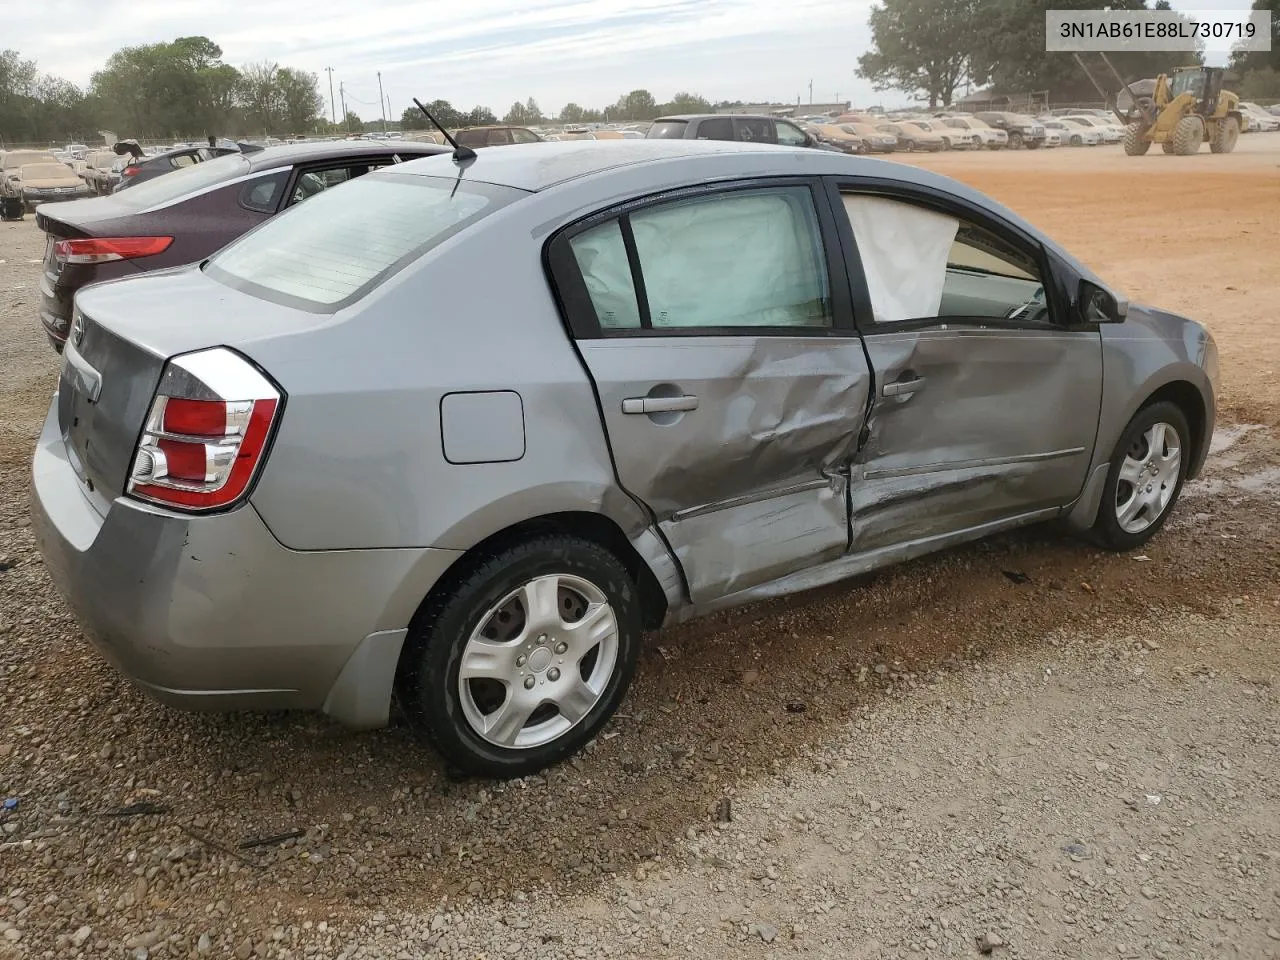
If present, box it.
[1079,279,1128,323]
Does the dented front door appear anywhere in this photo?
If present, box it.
[581,336,870,603]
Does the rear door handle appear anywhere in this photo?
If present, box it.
[882,377,925,398]
[621,395,699,414]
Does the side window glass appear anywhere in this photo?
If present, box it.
[776,121,807,146]
[840,194,1048,325]
[630,187,831,330]
[289,166,351,205]
[171,154,197,168]
[569,221,642,330]
[239,170,288,213]
[734,118,772,142]
[511,128,539,144]
[695,117,733,140]
[487,129,512,146]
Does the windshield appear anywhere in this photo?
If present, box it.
[206,173,523,311]
[111,153,251,209]
[2,151,55,171]
[1170,71,1204,98]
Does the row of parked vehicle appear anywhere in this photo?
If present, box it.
[26,127,1219,778]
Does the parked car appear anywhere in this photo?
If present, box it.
[646,114,825,150]
[807,123,867,153]
[18,161,91,210]
[32,140,1217,777]
[942,116,1009,149]
[1041,118,1101,146]
[111,141,249,193]
[838,122,898,152]
[1,150,58,213]
[1043,130,1063,148]
[974,112,1047,148]
[79,150,121,195]
[454,126,544,148]
[877,121,947,151]
[34,139,449,350]
[1063,115,1124,143]
[1239,102,1280,132]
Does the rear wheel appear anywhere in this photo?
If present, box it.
[396,535,641,778]
[1209,116,1239,154]
[1092,401,1190,551]
[1172,115,1203,155]
[1123,122,1151,155]
[1161,139,1177,154]
[1070,134,1082,146]
[1008,131,1023,149]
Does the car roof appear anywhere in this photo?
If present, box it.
[654,114,777,123]
[245,139,449,172]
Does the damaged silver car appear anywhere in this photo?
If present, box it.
[32,140,1217,777]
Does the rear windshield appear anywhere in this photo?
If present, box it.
[2,151,55,171]
[111,153,252,209]
[205,172,522,312]
[19,163,76,179]
[646,121,688,139]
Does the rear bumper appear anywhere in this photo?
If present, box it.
[31,397,461,727]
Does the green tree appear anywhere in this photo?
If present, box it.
[343,109,363,132]
[660,91,711,114]
[466,105,497,125]
[1231,0,1279,74]
[1239,67,1280,98]
[558,101,585,123]
[857,0,980,107]
[504,100,530,124]
[524,97,544,122]
[613,89,658,120]
[275,66,322,133]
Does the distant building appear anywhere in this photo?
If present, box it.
[715,102,850,118]
[953,88,1012,111]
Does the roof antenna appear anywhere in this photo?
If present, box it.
[413,97,476,163]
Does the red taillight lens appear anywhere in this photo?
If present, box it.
[54,236,173,265]
[128,349,282,513]
[122,165,141,177]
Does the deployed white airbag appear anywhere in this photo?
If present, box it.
[842,195,958,324]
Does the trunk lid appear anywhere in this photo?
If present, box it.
[61,266,323,515]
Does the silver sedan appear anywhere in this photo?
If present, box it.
[32,140,1217,777]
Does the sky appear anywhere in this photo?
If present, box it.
[6,0,889,118]
[4,0,1261,118]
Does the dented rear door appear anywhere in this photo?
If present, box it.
[550,180,869,604]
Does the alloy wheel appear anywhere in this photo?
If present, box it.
[1114,421,1182,534]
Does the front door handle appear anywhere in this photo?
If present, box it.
[621,395,699,415]
[882,377,925,398]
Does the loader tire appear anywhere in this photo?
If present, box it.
[1209,116,1239,154]
[1172,115,1203,155]
[1161,139,1177,154]
[1123,122,1151,155]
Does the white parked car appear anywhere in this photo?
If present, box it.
[1043,130,1063,147]
[1240,103,1280,132]
[942,116,1009,149]
[1065,115,1124,143]
[1041,119,1101,146]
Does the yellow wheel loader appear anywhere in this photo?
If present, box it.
[1073,56,1243,157]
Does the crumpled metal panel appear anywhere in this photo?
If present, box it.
[578,335,870,604]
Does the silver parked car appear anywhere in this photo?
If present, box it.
[33,140,1217,777]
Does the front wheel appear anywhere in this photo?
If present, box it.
[1092,401,1190,551]
[1008,131,1023,149]
[396,535,641,778]
[1123,122,1151,155]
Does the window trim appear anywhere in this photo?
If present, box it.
[544,176,856,341]
[821,176,1077,335]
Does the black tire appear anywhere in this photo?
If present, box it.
[1092,401,1191,552]
[1008,131,1023,149]
[1025,139,1041,149]
[1172,115,1203,155]
[1161,139,1177,154]
[940,136,952,150]
[1209,116,1239,154]
[1123,122,1151,155]
[1070,134,1082,146]
[396,534,642,778]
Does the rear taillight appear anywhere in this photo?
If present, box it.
[122,165,141,177]
[54,236,172,265]
[128,348,282,513]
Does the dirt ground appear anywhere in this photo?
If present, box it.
[1,136,1279,960]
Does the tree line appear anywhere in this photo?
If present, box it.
[398,90,720,131]
[0,37,327,146]
[859,0,1280,108]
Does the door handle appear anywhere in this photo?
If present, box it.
[882,377,925,398]
[621,395,699,415]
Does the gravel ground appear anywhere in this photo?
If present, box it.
[2,144,1280,959]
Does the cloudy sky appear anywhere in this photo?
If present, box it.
[7,0,891,117]
[5,0,1255,118]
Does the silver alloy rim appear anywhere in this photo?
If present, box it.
[1115,421,1182,534]
[458,574,619,750]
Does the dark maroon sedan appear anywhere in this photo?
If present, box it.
[36,139,448,350]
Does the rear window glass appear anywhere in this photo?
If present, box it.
[205,173,522,311]
[111,153,252,209]
[646,121,688,139]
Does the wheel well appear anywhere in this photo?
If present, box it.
[412,512,671,633]
[1142,381,1207,474]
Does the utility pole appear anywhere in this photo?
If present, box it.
[377,71,387,135]
[385,92,393,129]
[324,67,336,125]
[808,79,813,106]
[339,82,349,134]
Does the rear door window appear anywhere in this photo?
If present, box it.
[733,118,773,143]
[487,129,513,146]
[646,120,689,139]
[206,173,522,311]
[694,118,733,140]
